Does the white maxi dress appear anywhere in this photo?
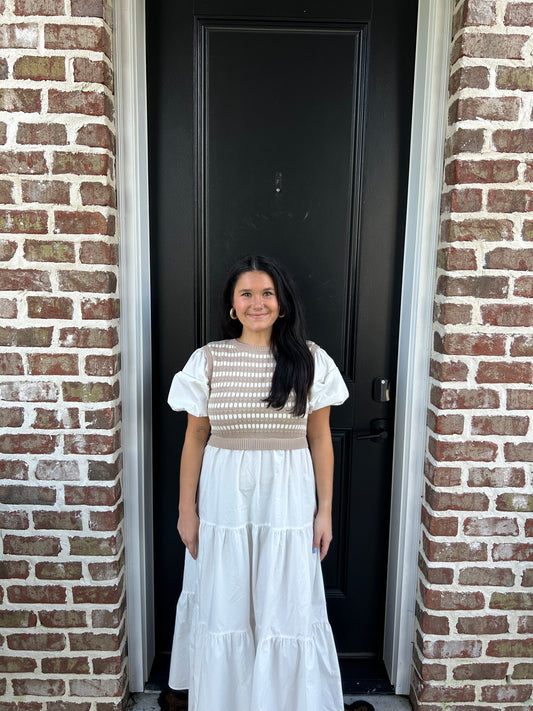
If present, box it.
[167,339,349,711]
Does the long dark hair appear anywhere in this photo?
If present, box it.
[221,255,314,417]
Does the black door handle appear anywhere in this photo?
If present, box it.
[356,418,389,442]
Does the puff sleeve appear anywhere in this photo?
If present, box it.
[308,346,349,413]
[167,347,210,417]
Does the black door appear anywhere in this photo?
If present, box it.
[147,0,417,683]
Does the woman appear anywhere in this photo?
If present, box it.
[167,255,349,711]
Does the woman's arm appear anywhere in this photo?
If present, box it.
[177,413,210,560]
[307,406,334,561]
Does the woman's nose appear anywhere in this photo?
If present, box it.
[252,294,263,308]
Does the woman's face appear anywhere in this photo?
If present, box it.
[232,271,280,342]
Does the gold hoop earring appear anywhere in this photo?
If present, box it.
[229,307,238,320]
[278,313,285,318]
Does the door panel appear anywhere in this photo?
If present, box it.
[147,0,417,666]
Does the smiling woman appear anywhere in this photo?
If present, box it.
[230,271,281,345]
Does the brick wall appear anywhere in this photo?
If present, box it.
[411,0,533,708]
[0,1,125,709]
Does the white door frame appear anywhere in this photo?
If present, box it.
[114,0,453,694]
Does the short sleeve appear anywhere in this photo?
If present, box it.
[308,346,349,413]
[167,347,210,417]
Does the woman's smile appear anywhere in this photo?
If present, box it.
[232,271,280,344]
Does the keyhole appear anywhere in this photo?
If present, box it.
[274,171,282,193]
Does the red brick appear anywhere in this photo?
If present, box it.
[27,353,78,376]
[3,534,60,556]
[93,655,122,675]
[0,23,39,48]
[446,159,519,184]
[80,240,118,264]
[0,210,47,234]
[27,295,74,319]
[441,188,482,212]
[507,389,533,410]
[471,415,529,436]
[0,181,14,204]
[497,66,533,91]
[0,510,28,529]
[0,560,29,579]
[429,359,468,382]
[0,380,58,402]
[81,297,120,320]
[44,24,111,58]
[454,0,497,29]
[422,637,482,660]
[482,304,533,327]
[434,302,472,325]
[22,180,70,204]
[431,386,499,409]
[524,220,533,240]
[70,678,125,698]
[490,593,533,610]
[55,211,113,235]
[437,274,508,298]
[71,0,106,17]
[485,247,533,270]
[416,605,450,635]
[70,535,121,557]
[422,585,485,611]
[496,492,533,511]
[57,270,117,293]
[493,128,533,152]
[464,516,519,536]
[434,332,505,356]
[0,407,24,427]
[493,543,533,562]
[0,434,57,454]
[0,484,55,506]
[13,55,65,81]
[453,662,508,680]
[518,616,533,633]
[73,57,113,90]
[69,627,120,645]
[33,407,80,430]
[488,189,533,213]
[0,240,17,260]
[452,32,527,62]
[88,560,122,581]
[522,570,533,587]
[80,182,115,207]
[59,326,118,348]
[505,2,533,25]
[35,460,79,481]
[0,460,28,480]
[52,152,110,176]
[469,466,525,488]
[7,584,66,604]
[0,353,24,375]
[427,411,464,435]
[14,0,66,13]
[0,610,37,627]
[76,124,115,150]
[92,602,125,629]
[424,536,488,563]
[64,481,121,506]
[422,506,459,536]
[450,96,521,123]
[42,657,90,675]
[477,361,533,384]
[33,511,82,531]
[511,335,533,356]
[481,683,533,702]
[0,656,37,672]
[85,354,120,376]
[456,614,510,633]
[47,704,92,711]
[437,247,477,270]
[0,326,53,347]
[0,268,50,291]
[7,632,66,650]
[62,381,117,403]
[49,89,110,118]
[38,610,87,628]
[88,457,121,481]
[64,432,119,455]
[0,88,41,113]
[449,68,490,96]
[428,437,497,462]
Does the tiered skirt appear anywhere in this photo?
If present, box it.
[169,445,344,711]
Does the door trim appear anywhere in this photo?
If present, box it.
[115,0,453,693]
[383,0,452,693]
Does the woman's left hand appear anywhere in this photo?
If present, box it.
[313,509,333,561]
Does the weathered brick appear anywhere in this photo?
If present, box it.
[452,32,527,62]
[52,151,110,176]
[76,124,115,150]
[468,466,525,488]
[42,657,90,675]
[0,509,28,529]
[73,581,123,606]
[27,353,78,376]
[431,386,500,409]
[0,181,14,204]
[437,247,477,270]
[0,407,24,428]
[0,326,53,347]
[14,0,66,14]
[456,614,510,634]
[424,536,488,562]
[7,632,66,650]
[71,0,106,18]
[0,240,16,260]
[496,492,533,511]
[69,631,120,651]
[88,457,121,481]
[70,678,124,698]
[450,96,521,123]
[427,411,464,436]
[493,128,533,152]
[482,304,533,327]
[80,241,118,264]
[513,662,533,679]
[0,484,55,505]
[446,159,519,184]
[435,332,505,356]
[92,603,124,629]
[35,460,80,481]
[424,461,462,487]
[27,295,74,318]
[22,180,70,204]
[518,616,533,633]
[93,655,122,675]
[434,302,472,325]
[428,437,497,462]
[481,683,533,702]
[13,55,65,80]
[60,326,118,348]
[453,662,508,680]
[73,57,113,90]
[44,24,111,58]
[490,593,533,610]
[511,335,533,357]
[464,516,519,536]
[88,559,121,581]
[33,511,82,532]
[0,297,17,318]
[497,66,533,91]
[422,506,459,536]
[422,637,482,659]
[38,610,86,628]
[49,89,111,118]
[32,407,80,429]
[69,535,120,556]
[449,68,490,96]
[493,543,533,562]
[55,211,113,235]
[58,270,117,293]
[0,610,36,628]
[441,188,482,213]
[12,678,66,696]
[0,656,37,672]
[471,415,529,436]
[0,268,50,291]
[0,23,39,49]
[81,297,120,320]
[0,210,47,234]
[437,274,508,298]
[477,361,533,384]
[35,561,82,580]
[485,247,533,271]
[507,389,533,410]
[430,359,468,382]
[62,381,117,403]
[0,381,58,402]
[0,354,23,375]
[64,433,119,455]
[0,88,41,113]
[47,703,92,711]
[488,189,533,213]
[80,182,116,207]
[421,585,485,611]
[7,584,66,604]
[3,534,60,556]
[0,460,28,480]
[64,481,121,506]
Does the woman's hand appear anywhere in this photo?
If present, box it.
[177,508,200,560]
[313,508,333,561]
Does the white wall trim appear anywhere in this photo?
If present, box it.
[383,0,453,695]
[115,0,452,695]
[114,0,154,692]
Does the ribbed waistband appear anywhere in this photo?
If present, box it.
[208,435,308,451]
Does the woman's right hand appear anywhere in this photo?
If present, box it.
[177,508,200,560]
